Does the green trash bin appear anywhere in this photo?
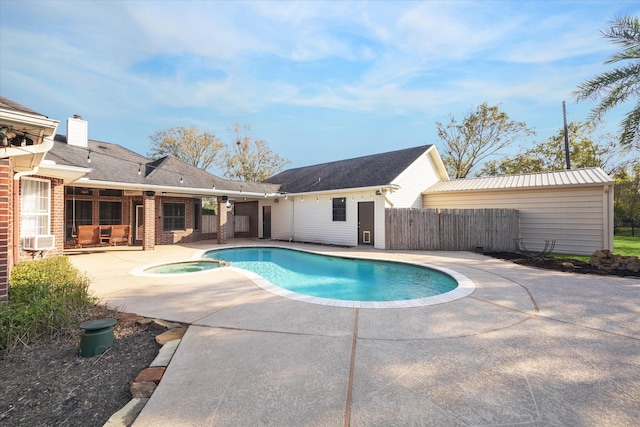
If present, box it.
[79,318,117,357]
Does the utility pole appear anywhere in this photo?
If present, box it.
[562,101,571,169]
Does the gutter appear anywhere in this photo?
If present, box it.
[280,184,400,199]
[74,178,278,199]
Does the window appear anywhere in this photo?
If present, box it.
[194,202,201,230]
[332,197,346,221]
[163,203,185,231]
[99,201,122,225]
[66,200,92,241]
[20,178,51,238]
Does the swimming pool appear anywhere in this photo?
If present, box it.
[203,246,474,308]
[143,260,225,275]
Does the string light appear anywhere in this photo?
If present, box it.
[180,175,184,184]
[87,150,91,163]
[138,164,142,175]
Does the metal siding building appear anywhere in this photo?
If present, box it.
[423,168,615,255]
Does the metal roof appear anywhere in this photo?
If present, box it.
[424,167,614,193]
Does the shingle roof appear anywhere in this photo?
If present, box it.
[0,96,47,117]
[424,167,613,193]
[47,136,278,194]
[264,145,433,193]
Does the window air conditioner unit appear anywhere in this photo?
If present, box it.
[23,235,55,251]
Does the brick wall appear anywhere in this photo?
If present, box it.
[156,196,203,244]
[0,160,12,302]
[50,178,64,255]
[143,193,155,250]
[217,198,227,244]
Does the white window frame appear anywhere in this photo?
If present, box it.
[20,177,51,239]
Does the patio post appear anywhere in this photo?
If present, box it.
[143,191,155,250]
[217,198,227,244]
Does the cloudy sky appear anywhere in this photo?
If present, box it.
[1,1,637,175]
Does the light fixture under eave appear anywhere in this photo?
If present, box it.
[11,132,34,147]
[0,126,9,147]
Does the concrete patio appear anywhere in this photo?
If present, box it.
[67,240,640,426]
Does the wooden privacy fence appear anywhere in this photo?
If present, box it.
[202,214,250,236]
[385,208,519,251]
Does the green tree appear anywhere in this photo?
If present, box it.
[614,162,640,225]
[479,122,631,176]
[574,15,640,149]
[436,103,535,178]
[148,125,223,170]
[216,123,290,182]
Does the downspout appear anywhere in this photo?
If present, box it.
[604,184,614,251]
[12,166,40,265]
[289,198,295,242]
[381,191,394,250]
[384,193,394,207]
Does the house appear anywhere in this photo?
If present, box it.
[0,95,616,302]
[260,147,614,255]
[43,115,278,249]
[0,97,278,301]
[261,145,448,249]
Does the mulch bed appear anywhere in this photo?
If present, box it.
[0,317,162,427]
[485,252,640,278]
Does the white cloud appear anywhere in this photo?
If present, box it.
[1,0,636,158]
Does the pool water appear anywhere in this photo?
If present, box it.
[145,260,223,274]
[204,247,458,302]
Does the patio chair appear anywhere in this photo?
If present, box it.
[109,225,130,246]
[77,225,100,247]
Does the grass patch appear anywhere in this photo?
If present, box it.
[549,235,639,262]
[549,253,590,262]
[0,256,100,354]
[614,235,640,257]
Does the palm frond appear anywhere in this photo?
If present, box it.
[575,15,640,147]
[619,101,640,149]
[574,63,640,102]
[606,48,640,64]
[602,15,640,48]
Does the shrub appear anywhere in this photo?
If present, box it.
[0,256,96,353]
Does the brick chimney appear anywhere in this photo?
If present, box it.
[66,115,88,147]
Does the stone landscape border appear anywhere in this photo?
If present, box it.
[103,313,187,427]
